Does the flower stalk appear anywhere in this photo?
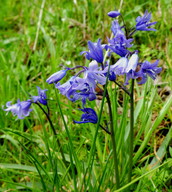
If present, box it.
[106,91,120,189]
[35,102,67,166]
[128,79,134,183]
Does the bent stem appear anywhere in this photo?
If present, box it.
[106,92,120,189]
[35,102,67,165]
[99,124,111,135]
[128,79,134,183]
[114,80,131,96]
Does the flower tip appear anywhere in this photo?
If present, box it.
[107,11,120,18]
[46,70,67,84]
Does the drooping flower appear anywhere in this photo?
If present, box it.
[136,10,157,31]
[46,69,68,84]
[103,53,139,85]
[137,60,162,84]
[81,39,104,63]
[124,70,138,85]
[55,76,76,96]
[103,57,128,76]
[56,76,97,106]
[71,84,97,106]
[4,99,32,119]
[108,20,133,57]
[74,108,98,124]
[32,86,48,105]
[124,53,139,85]
[84,60,106,86]
[54,60,107,106]
[125,53,139,73]
[111,20,123,36]
[107,11,120,18]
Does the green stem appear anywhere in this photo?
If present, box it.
[114,80,131,96]
[81,73,109,192]
[106,92,120,189]
[99,124,111,135]
[36,102,67,165]
[128,79,134,183]
[55,93,79,192]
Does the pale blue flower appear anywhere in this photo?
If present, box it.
[84,60,106,86]
[4,99,32,119]
[103,57,128,75]
[46,69,68,84]
[125,53,139,73]
[56,76,97,106]
[123,53,139,85]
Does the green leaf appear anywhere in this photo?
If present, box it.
[149,126,172,169]
[0,163,38,172]
[134,94,172,163]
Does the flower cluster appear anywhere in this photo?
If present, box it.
[45,10,161,123]
[4,10,161,124]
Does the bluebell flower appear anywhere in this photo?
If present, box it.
[56,76,97,106]
[124,53,139,85]
[32,86,48,105]
[46,69,68,84]
[55,76,75,96]
[103,57,128,76]
[108,20,133,57]
[108,11,120,18]
[136,10,157,31]
[71,85,96,106]
[84,60,106,86]
[111,20,122,36]
[74,108,98,124]
[4,99,32,119]
[81,39,104,63]
[55,61,107,106]
[125,53,139,73]
[137,60,162,84]
[103,53,139,85]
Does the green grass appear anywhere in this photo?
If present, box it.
[0,0,172,191]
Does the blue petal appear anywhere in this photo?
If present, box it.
[46,69,68,84]
[125,53,139,73]
[136,10,157,31]
[81,39,104,63]
[74,108,98,124]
